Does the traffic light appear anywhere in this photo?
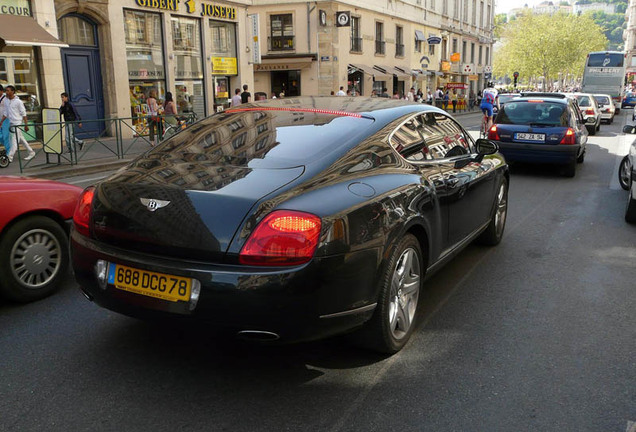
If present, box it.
[513,71,519,88]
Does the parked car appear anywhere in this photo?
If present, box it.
[489,95,588,177]
[71,97,509,354]
[593,94,616,124]
[622,91,636,109]
[570,93,601,135]
[0,176,82,302]
[620,125,636,223]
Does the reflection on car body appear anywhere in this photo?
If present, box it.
[71,97,509,354]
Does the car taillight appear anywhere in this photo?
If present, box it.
[487,125,500,140]
[559,128,576,145]
[73,186,95,237]
[239,210,322,266]
[585,109,595,115]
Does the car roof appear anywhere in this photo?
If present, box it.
[509,96,569,104]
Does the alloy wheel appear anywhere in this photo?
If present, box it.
[388,247,421,340]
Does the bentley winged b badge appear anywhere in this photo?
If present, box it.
[140,198,171,212]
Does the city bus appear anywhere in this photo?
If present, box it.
[581,51,626,113]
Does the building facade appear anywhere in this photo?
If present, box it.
[0,0,494,137]
[625,0,636,85]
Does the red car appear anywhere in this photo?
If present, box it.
[0,176,82,302]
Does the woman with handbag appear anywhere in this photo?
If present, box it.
[147,89,160,146]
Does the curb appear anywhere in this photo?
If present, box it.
[23,159,133,180]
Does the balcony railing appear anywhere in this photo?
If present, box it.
[375,40,385,55]
[268,35,295,51]
[350,37,363,53]
[396,44,405,57]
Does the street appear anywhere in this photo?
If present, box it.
[1,109,635,432]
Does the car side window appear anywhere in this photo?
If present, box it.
[427,113,473,158]
[389,114,434,162]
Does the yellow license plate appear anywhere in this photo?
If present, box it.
[107,263,191,302]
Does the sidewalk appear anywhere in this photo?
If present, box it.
[1,135,153,180]
[1,108,478,181]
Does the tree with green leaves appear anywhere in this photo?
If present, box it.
[494,12,607,88]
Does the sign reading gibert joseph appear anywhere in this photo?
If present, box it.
[134,0,237,20]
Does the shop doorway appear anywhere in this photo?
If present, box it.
[271,70,300,97]
[58,15,105,138]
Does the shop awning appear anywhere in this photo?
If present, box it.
[371,66,394,81]
[415,30,426,41]
[0,15,68,48]
[349,64,393,81]
[379,66,411,80]
[412,69,433,77]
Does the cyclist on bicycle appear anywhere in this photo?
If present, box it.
[480,82,500,133]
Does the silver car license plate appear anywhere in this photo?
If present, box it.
[515,133,545,142]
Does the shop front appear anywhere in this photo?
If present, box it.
[124,8,166,132]
[254,55,315,98]
[209,18,238,111]
[172,15,205,119]
[0,0,67,131]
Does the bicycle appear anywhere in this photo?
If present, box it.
[161,112,198,141]
[480,109,490,139]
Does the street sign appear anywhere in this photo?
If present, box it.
[336,11,350,27]
[248,14,261,64]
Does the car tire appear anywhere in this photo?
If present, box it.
[0,216,68,302]
[577,148,585,164]
[477,178,508,246]
[563,160,577,177]
[619,155,631,191]
[356,234,423,354]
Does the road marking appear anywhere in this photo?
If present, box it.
[626,420,636,432]
[67,175,108,185]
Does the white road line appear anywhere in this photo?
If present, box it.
[67,175,108,185]
[626,420,636,432]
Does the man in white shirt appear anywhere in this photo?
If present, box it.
[407,87,415,102]
[231,88,242,107]
[0,85,35,162]
[336,86,346,96]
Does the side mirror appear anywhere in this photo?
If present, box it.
[622,125,636,134]
[475,138,499,155]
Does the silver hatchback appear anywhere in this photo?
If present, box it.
[593,94,616,124]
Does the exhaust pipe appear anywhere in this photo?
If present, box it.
[236,330,280,341]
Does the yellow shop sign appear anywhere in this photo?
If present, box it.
[212,57,237,75]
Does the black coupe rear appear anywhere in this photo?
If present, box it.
[71,97,509,353]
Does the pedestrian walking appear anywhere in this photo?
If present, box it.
[0,85,10,157]
[427,89,433,104]
[0,85,35,162]
[407,87,415,102]
[443,90,450,110]
[231,88,242,107]
[416,89,424,102]
[146,89,161,146]
[59,92,84,153]
[240,84,251,104]
[451,90,458,113]
[336,86,346,96]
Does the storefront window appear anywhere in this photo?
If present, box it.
[209,20,237,110]
[124,10,165,81]
[172,16,205,119]
[124,9,165,128]
[0,51,41,122]
[58,16,96,46]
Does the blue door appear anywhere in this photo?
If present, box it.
[61,47,105,138]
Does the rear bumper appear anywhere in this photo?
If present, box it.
[70,231,380,342]
[599,112,614,120]
[495,141,581,165]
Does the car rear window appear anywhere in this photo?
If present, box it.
[496,101,569,126]
[576,95,592,107]
[594,96,610,105]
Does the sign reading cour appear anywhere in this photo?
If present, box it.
[134,0,237,20]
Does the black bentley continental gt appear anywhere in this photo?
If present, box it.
[71,97,509,353]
